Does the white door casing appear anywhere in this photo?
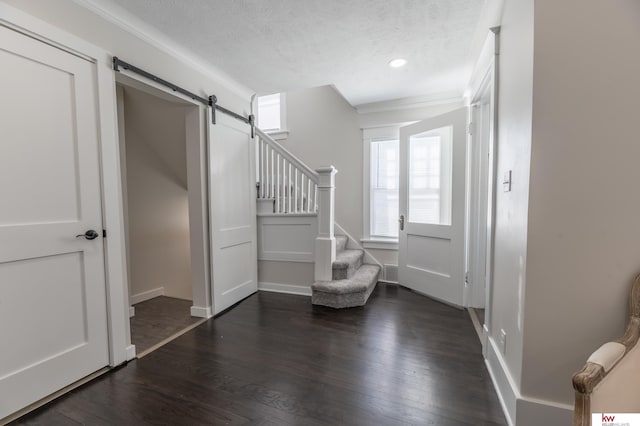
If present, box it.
[467,96,492,309]
[0,25,109,418]
[209,112,258,314]
[398,108,468,306]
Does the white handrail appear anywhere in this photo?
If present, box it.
[255,129,319,183]
[256,128,319,214]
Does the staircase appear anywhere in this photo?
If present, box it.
[311,235,380,308]
[255,128,380,309]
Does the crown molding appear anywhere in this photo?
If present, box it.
[72,0,254,100]
[355,92,463,114]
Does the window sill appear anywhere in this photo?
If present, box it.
[360,238,398,250]
[265,129,289,141]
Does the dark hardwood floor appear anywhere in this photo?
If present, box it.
[13,284,506,425]
[130,296,203,355]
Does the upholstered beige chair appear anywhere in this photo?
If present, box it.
[572,274,640,426]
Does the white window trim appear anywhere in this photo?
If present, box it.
[362,126,401,250]
[260,93,289,140]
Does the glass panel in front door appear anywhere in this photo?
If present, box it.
[408,125,452,225]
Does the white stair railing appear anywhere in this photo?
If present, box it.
[255,128,337,281]
[256,128,318,214]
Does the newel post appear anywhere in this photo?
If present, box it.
[315,166,338,281]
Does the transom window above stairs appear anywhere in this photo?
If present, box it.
[257,93,288,140]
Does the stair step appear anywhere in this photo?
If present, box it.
[311,264,381,308]
[332,249,363,280]
[335,235,348,252]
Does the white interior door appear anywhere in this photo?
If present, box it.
[0,26,109,418]
[398,108,467,306]
[209,112,258,315]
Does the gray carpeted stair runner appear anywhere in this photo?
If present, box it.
[311,235,380,309]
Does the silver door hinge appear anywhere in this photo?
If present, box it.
[465,271,470,285]
[468,122,474,135]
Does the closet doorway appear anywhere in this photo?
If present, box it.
[115,75,211,357]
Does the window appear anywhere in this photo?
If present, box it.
[408,126,452,225]
[362,126,400,250]
[257,93,288,139]
[370,139,399,238]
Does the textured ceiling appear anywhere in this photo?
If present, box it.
[94,0,486,106]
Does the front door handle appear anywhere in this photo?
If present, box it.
[76,230,99,240]
[399,215,405,231]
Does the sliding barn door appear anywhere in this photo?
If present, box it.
[209,112,258,314]
[0,26,109,418]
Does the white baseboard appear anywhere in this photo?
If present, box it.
[485,335,573,426]
[129,306,135,317]
[125,344,136,361]
[130,287,164,305]
[258,281,311,296]
[190,305,213,318]
[516,396,573,426]
[485,336,519,425]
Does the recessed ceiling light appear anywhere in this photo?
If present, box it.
[388,58,407,68]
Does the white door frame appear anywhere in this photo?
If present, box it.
[465,75,493,309]
[114,72,213,321]
[0,4,134,366]
[464,28,501,350]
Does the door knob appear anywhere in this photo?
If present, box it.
[76,230,99,240]
[399,215,405,231]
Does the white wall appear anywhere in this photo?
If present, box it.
[358,101,463,129]
[488,0,534,399]
[486,1,640,422]
[258,261,314,289]
[522,0,640,406]
[123,87,192,301]
[2,0,251,113]
[281,85,364,249]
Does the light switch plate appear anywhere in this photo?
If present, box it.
[503,170,512,192]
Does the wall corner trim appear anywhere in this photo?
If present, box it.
[485,336,574,426]
[190,305,213,319]
[125,344,136,361]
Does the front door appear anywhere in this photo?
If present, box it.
[209,112,258,314]
[0,26,109,418]
[398,108,467,306]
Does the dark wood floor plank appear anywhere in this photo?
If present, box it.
[12,284,506,425]
[130,296,201,354]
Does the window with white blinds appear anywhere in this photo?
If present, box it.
[408,126,452,225]
[370,139,399,238]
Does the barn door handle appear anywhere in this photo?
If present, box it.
[76,230,99,240]
[399,215,405,231]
